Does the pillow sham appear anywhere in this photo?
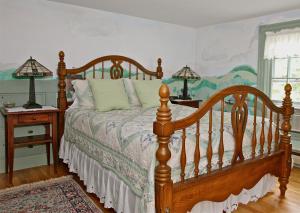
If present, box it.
[72,80,95,109]
[132,79,162,108]
[123,78,141,107]
[89,79,130,112]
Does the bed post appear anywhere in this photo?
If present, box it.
[153,84,173,212]
[156,58,163,79]
[57,51,67,141]
[279,83,294,198]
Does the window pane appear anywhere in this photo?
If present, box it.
[289,81,300,103]
[290,57,300,78]
[271,80,286,101]
[273,58,288,78]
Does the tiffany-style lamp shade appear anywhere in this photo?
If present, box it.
[13,57,53,109]
[172,66,201,100]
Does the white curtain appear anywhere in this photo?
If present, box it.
[264,27,300,59]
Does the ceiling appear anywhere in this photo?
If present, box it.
[49,0,300,28]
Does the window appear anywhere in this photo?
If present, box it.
[258,20,300,107]
[271,57,300,103]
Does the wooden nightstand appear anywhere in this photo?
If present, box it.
[0,106,59,183]
[170,97,202,108]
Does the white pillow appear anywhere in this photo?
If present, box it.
[72,80,95,109]
[123,78,141,107]
[67,92,80,109]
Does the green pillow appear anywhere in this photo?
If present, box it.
[88,79,130,111]
[133,79,162,108]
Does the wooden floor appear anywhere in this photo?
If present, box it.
[0,162,299,213]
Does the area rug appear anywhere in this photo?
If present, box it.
[0,176,102,213]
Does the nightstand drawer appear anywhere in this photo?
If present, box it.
[18,113,50,124]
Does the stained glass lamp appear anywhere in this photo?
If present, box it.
[13,57,53,109]
[172,66,201,100]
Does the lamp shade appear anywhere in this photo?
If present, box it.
[172,65,201,80]
[13,57,52,78]
[12,57,53,109]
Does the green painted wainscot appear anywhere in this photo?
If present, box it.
[0,68,57,172]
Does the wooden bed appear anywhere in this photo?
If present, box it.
[57,51,294,213]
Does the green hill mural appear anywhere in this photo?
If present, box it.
[0,68,17,80]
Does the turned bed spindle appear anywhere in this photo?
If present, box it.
[207,108,213,173]
[180,128,187,181]
[194,121,200,176]
[275,113,280,149]
[129,63,131,79]
[251,96,258,158]
[101,62,104,79]
[93,65,95,78]
[267,110,273,154]
[260,102,266,155]
[219,99,225,169]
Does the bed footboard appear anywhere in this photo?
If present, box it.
[153,84,294,213]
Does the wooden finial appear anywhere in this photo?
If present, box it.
[157,58,163,79]
[59,51,65,62]
[282,83,293,133]
[279,83,294,198]
[158,58,162,66]
[159,83,169,99]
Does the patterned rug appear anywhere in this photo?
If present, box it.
[0,176,102,213]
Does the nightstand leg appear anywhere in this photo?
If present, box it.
[5,118,8,174]
[7,117,14,184]
[45,124,50,166]
[52,113,58,174]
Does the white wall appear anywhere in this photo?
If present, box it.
[0,0,196,77]
[196,9,300,76]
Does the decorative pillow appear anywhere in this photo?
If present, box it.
[132,79,162,108]
[72,80,94,109]
[123,78,141,107]
[88,79,130,112]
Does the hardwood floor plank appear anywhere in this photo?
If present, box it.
[0,162,299,213]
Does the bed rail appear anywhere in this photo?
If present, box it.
[154,84,294,212]
[57,51,163,141]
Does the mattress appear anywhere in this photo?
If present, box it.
[62,104,274,212]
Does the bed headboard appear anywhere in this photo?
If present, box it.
[57,51,163,140]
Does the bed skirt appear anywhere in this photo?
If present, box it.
[59,136,276,213]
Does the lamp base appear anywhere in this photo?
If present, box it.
[178,95,192,100]
[23,102,42,109]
